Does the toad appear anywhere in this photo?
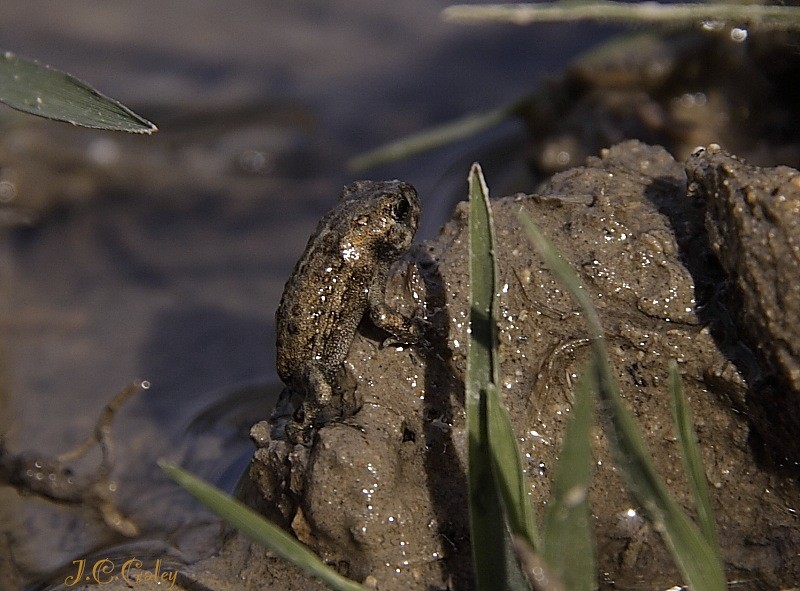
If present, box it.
[272,180,426,442]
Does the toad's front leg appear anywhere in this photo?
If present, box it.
[367,266,426,345]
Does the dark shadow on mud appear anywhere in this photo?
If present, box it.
[415,246,474,591]
[641,173,796,473]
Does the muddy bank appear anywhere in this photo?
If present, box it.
[523,29,800,179]
[137,141,795,591]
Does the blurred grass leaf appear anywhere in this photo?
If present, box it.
[540,371,596,591]
[349,100,526,171]
[518,210,727,591]
[159,460,367,591]
[466,162,529,591]
[669,360,719,549]
[443,1,800,30]
[0,51,156,133]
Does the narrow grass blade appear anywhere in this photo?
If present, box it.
[518,210,726,591]
[669,360,719,550]
[159,461,367,591]
[0,51,156,133]
[348,100,525,171]
[467,163,528,591]
[469,165,539,552]
[443,2,800,31]
[512,536,565,591]
[541,370,596,591]
[486,379,540,550]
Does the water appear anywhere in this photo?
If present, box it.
[0,0,609,580]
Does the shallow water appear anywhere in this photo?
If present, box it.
[0,0,611,579]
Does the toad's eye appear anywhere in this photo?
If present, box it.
[391,196,410,221]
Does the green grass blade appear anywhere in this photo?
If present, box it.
[467,163,528,591]
[511,537,566,591]
[486,381,540,550]
[348,101,525,171]
[669,360,719,550]
[541,370,596,591]
[443,1,800,31]
[518,210,727,591]
[158,461,367,591]
[469,162,539,550]
[0,51,156,133]
[467,165,497,384]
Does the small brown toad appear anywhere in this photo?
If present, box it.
[272,180,425,442]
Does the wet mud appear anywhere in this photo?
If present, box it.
[524,30,800,179]
[178,141,799,591]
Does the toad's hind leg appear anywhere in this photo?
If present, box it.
[302,362,334,406]
[287,362,340,444]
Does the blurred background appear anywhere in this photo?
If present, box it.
[0,0,611,578]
